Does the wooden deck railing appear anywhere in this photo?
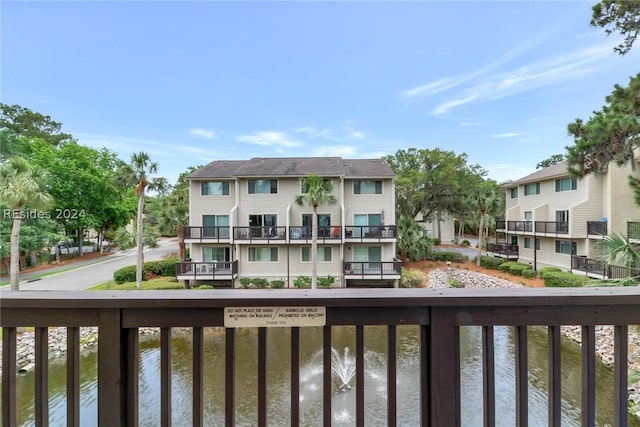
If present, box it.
[2,288,639,426]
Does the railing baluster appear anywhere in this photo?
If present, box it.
[193,327,204,427]
[225,327,236,427]
[515,326,528,427]
[67,327,80,427]
[161,327,172,427]
[614,325,628,427]
[420,324,430,426]
[482,326,495,427]
[126,328,139,427]
[98,308,125,425]
[35,326,49,426]
[258,327,267,427]
[430,308,460,426]
[582,325,596,427]
[548,326,561,427]
[291,327,300,427]
[323,325,332,426]
[387,325,397,427]
[2,326,17,427]
[356,325,364,427]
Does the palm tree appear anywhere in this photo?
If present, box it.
[596,233,640,285]
[295,175,337,289]
[114,152,164,288]
[396,216,432,264]
[472,183,500,266]
[0,157,52,290]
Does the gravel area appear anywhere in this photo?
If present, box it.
[428,267,640,417]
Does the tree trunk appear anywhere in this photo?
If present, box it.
[311,206,318,289]
[476,213,485,266]
[10,209,22,291]
[29,251,38,268]
[136,189,145,288]
[77,228,84,257]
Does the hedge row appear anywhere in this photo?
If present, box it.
[427,251,467,263]
[113,258,179,284]
[480,256,505,270]
[543,271,590,287]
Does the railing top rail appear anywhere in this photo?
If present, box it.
[1,288,640,310]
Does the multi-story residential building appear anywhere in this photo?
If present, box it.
[176,157,401,288]
[491,159,640,278]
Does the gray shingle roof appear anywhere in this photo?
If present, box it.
[505,161,570,187]
[189,157,395,179]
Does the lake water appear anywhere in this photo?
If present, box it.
[12,325,640,426]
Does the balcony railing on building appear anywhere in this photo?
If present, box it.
[629,221,640,243]
[289,226,342,243]
[587,221,608,237]
[2,288,638,426]
[505,221,533,233]
[486,243,519,259]
[343,260,401,279]
[535,221,569,235]
[182,226,231,242]
[571,255,640,280]
[176,259,238,281]
[344,225,397,241]
[233,226,288,242]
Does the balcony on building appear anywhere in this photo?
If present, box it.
[288,226,342,244]
[486,242,519,260]
[629,221,640,244]
[587,220,608,239]
[176,259,239,281]
[182,226,232,243]
[344,225,397,242]
[343,259,401,280]
[233,226,288,243]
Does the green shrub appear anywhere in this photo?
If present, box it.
[196,285,213,290]
[432,238,441,246]
[113,265,136,284]
[480,256,504,270]
[509,263,533,276]
[498,261,518,273]
[428,251,466,262]
[543,271,590,287]
[270,280,285,289]
[539,266,562,278]
[317,276,335,288]
[294,276,312,288]
[448,278,463,288]
[400,268,425,288]
[252,278,269,289]
[521,269,538,279]
[240,277,253,288]
[461,239,471,247]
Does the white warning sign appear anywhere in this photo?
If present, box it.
[224,306,326,328]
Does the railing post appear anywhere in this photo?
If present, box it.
[98,308,127,426]
[429,307,460,426]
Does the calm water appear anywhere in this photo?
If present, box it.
[12,326,640,426]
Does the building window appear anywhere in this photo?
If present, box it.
[524,211,532,221]
[249,179,277,194]
[203,215,230,238]
[524,183,540,195]
[524,237,539,250]
[301,178,332,193]
[302,246,332,262]
[555,240,576,255]
[555,177,577,192]
[203,247,229,262]
[354,180,382,194]
[510,188,518,199]
[201,181,229,196]
[248,247,278,262]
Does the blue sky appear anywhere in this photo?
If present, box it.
[2,1,638,186]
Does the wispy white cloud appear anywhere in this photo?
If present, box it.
[428,39,618,115]
[235,131,303,148]
[312,145,357,157]
[490,132,524,138]
[460,121,483,127]
[188,128,216,139]
[295,127,335,140]
[343,125,365,140]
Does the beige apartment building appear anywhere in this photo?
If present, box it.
[492,159,640,278]
[176,157,401,288]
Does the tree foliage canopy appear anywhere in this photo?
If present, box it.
[591,0,640,55]
[0,103,74,148]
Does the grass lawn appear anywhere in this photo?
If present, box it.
[89,278,185,290]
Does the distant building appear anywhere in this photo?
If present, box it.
[493,159,640,278]
[177,157,401,288]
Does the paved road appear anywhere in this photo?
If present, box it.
[7,239,179,291]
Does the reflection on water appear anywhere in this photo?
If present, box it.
[11,326,640,426]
